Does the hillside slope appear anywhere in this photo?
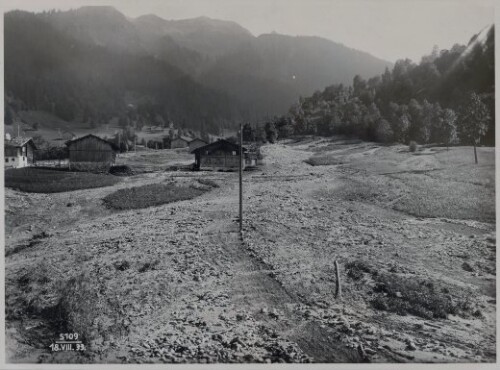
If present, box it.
[4,6,392,131]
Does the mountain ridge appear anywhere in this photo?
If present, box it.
[4,6,393,133]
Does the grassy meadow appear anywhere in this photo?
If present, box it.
[5,168,120,193]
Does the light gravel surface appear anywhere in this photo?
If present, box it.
[5,139,496,363]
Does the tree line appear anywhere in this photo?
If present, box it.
[4,10,245,134]
[245,26,494,152]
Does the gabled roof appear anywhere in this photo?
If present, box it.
[5,136,36,149]
[189,138,207,144]
[191,139,247,154]
[173,136,191,142]
[65,134,119,151]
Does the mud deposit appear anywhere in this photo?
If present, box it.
[5,139,496,363]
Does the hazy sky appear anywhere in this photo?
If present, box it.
[2,0,494,62]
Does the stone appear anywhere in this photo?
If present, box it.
[462,262,475,272]
[269,309,280,319]
[406,340,417,351]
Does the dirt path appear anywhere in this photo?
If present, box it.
[5,139,496,364]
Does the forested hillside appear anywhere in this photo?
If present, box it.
[261,26,494,146]
[4,6,391,133]
[4,10,245,134]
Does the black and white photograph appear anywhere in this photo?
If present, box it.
[1,0,497,366]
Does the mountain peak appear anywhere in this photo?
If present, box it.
[68,6,128,21]
[76,5,122,14]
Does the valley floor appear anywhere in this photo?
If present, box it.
[4,138,496,363]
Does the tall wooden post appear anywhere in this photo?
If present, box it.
[239,123,243,234]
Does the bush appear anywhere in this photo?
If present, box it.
[371,273,476,319]
[409,141,418,152]
[304,155,343,166]
[9,267,127,346]
[103,183,208,210]
[345,260,377,280]
[52,273,128,344]
[109,165,134,176]
[375,119,394,143]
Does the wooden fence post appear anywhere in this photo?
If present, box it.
[335,260,342,298]
[239,123,243,236]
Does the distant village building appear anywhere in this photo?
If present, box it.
[188,138,207,152]
[66,134,118,171]
[191,139,247,171]
[4,136,36,169]
[171,136,190,149]
[150,126,163,132]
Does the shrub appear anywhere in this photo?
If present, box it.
[52,273,128,344]
[109,165,134,176]
[304,155,343,166]
[345,260,377,280]
[375,119,394,143]
[370,273,476,319]
[409,141,418,152]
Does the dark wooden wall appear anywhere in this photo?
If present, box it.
[68,137,115,164]
[26,142,35,164]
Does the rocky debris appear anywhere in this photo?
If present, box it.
[113,260,130,271]
[269,309,280,320]
[5,230,54,257]
[405,339,417,351]
[126,322,310,363]
[461,262,475,272]
[5,142,496,364]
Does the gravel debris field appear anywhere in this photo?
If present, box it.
[4,138,496,363]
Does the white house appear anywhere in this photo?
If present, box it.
[4,136,37,168]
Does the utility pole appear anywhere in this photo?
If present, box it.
[239,123,243,235]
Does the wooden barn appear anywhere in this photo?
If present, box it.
[66,134,118,171]
[191,139,247,171]
[171,136,190,149]
[188,138,207,152]
[4,136,36,169]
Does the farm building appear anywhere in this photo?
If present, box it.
[192,139,248,171]
[188,138,207,151]
[171,136,191,149]
[4,136,36,168]
[66,134,118,171]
